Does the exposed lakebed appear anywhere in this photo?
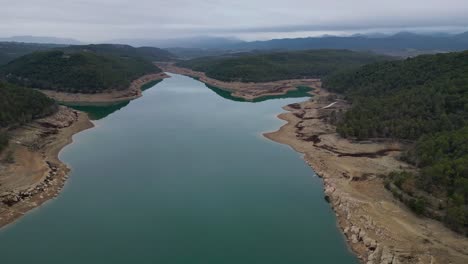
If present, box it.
[0,74,357,264]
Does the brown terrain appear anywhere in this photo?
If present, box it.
[40,72,170,105]
[264,88,468,264]
[0,106,93,228]
[158,63,321,100]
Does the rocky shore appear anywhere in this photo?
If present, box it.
[39,72,170,105]
[158,63,320,100]
[264,88,468,264]
[0,106,93,228]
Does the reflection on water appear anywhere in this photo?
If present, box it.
[69,80,163,120]
[70,101,130,120]
[72,77,313,120]
[141,79,163,92]
[205,84,313,103]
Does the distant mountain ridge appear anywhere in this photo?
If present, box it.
[0,36,82,45]
[226,32,468,55]
[109,36,243,49]
[0,42,66,65]
[114,31,468,58]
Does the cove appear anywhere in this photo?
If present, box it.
[0,73,358,264]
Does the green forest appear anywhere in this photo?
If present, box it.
[323,51,468,233]
[0,50,161,93]
[62,44,176,62]
[177,50,391,82]
[0,81,57,152]
[0,42,64,65]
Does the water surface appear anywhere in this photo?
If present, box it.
[0,74,357,264]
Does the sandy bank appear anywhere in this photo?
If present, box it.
[158,63,320,100]
[40,72,170,105]
[0,106,93,228]
[264,88,468,264]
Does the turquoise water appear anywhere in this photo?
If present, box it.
[0,74,358,264]
[204,83,313,103]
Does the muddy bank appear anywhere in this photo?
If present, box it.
[40,72,170,105]
[264,88,468,264]
[0,106,93,228]
[158,63,320,101]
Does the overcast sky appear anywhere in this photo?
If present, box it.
[1,0,468,42]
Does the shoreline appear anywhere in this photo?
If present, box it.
[0,106,94,228]
[158,63,320,100]
[0,71,172,228]
[39,72,170,106]
[0,70,171,228]
[264,88,468,264]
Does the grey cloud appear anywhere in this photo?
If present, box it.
[0,0,467,41]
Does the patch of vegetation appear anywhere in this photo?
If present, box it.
[0,81,57,127]
[177,49,392,82]
[2,150,15,164]
[323,51,468,233]
[0,50,161,93]
[0,131,8,153]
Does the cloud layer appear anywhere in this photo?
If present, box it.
[1,0,468,41]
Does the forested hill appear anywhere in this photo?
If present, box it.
[176,50,392,82]
[62,44,176,62]
[0,42,65,66]
[323,51,468,140]
[323,51,468,233]
[0,50,161,93]
[0,81,58,152]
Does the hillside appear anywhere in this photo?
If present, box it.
[0,50,161,93]
[176,50,392,82]
[0,81,57,152]
[0,42,64,65]
[63,44,176,62]
[322,51,468,233]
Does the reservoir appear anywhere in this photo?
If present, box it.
[0,74,358,264]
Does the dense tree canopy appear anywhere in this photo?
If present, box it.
[0,82,57,127]
[0,81,57,152]
[62,44,176,62]
[323,51,468,233]
[0,50,161,93]
[324,51,468,140]
[177,50,391,82]
[0,42,64,65]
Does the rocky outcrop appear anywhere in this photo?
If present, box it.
[323,178,404,264]
[0,161,66,207]
[0,106,94,228]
